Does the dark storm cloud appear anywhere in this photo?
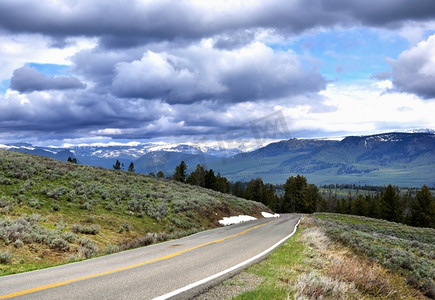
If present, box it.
[111,44,326,104]
[10,65,86,93]
[389,34,435,99]
[323,0,435,27]
[0,90,166,137]
[1,0,434,48]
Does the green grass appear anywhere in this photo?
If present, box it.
[234,229,304,299]
[0,149,269,275]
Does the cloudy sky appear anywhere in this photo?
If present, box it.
[1,0,435,148]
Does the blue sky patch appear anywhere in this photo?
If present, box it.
[272,28,409,82]
[27,63,71,76]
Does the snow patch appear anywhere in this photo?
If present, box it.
[261,212,280,218]
[218,215,257,226]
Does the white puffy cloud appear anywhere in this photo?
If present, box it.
[389,34,435,99]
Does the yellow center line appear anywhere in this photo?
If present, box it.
[0,220,273,299]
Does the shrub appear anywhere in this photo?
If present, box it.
[118,223,131,233]
[0,251,12,264]
[71,224,100,235]
[14,239,24,248]
[28,198,43,209]
[105,244,120,254]
[80,201,94,211]
[51,203,60,211]
[79,238,98,258]
[61,232,77,243]
[49,238,70,252]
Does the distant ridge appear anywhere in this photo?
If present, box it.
[2,131,434,186]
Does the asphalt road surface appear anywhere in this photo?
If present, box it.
[0,214,301,299]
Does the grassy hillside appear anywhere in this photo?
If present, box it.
[0,149,269,275]
[208,133,435,186]
[203,213,434,299]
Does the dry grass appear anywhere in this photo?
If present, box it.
[297,216,427,300]
[294,271,358,299]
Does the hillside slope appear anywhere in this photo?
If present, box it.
[0,149,269,275]
[209,132,435,186]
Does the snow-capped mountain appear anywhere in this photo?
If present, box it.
[1,130,433,186]
[0,141,243,170]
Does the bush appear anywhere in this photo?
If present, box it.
[14,239,24,248]
[118,223,131,233]
[61,232,77,243]
[49,238,70,252]
[71,224,100,235]
[28,198,43,209]
[79,238,98,258]
[105,244,120,254]
[0,251,12,264]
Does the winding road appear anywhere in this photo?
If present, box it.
[0,214,301,299]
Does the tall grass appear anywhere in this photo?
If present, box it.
[315,213,435,298]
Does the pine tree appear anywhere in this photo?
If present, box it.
[205,169,216,190]
[186,164,206,187]
[246,178,267,205]
[411,185,435,228]
[113,160,121,170]
[266,184,278,210]
[381,184,402,222]
[283,175,308,213]
[173,161,187,182]
[215,173,230,193]
[128,162,135,172]
[156,171,165,179]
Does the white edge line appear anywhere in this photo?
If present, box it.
[153,216,302,300]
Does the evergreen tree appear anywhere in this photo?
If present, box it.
[205,169,216,190]
[67,157,77,164]
[355,194,368,216]
[128,162,135,172]
[282,175,308,213]
[215,172,230,193]
[186,164,206,187]
[173,161,187,182]
[266,184,278,210]
[113,160,121,170]
[368,193,381,219]
[411,185,435,228]
[232,181,245,198]
[380,184,402,222]
[246,178,267,205]
[157,171,165,178]
[307,184,322,213]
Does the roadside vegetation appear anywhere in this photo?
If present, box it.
[175,160,435,230]
[208,214,433,299]
[0,149,269,275]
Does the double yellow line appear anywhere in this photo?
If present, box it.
[0,220,273,299]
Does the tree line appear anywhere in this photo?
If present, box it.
[171,161,435,229]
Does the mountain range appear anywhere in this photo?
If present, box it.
[1,131,434,187]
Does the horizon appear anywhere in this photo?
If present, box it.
[1,128,433,151]
[1,1,435,146]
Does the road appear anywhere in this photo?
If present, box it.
[0,214,301,299]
